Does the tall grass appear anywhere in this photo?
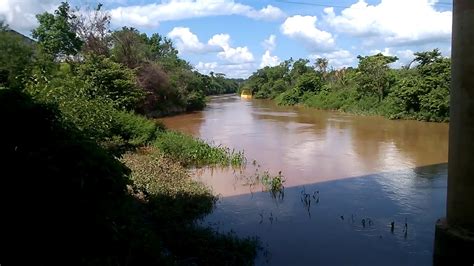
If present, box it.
[153,131,246,167]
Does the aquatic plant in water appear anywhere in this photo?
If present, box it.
[261,170,285,199]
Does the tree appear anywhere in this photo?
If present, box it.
[0,25,34,89]
[315,57,329,80]
[356,53,398,102]
[32,2,83,59]
[111,27,148,68]
[290,58,311,83]
[143,33,179,61]
[77,54,143,110]
[413,49,443,67]
[136,62,172,114]
[295,72,323,93]
[71,3,111,56]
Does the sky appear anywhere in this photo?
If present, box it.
[0,0,453,78]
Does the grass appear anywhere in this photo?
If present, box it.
[121,147,259,265]
[153,130,246,167]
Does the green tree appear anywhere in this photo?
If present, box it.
[77,54,143,110]
[111,27,149,68]
[32,2,83,58]
[0,25,34,89]
[290,58,311,83]
[295,71,323,93]
[356,53,398,102]
[315,57,329,80]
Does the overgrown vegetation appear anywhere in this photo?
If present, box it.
[154,131,246,167]
[1,2,256,265]
[122,149,259,265]
[243,49,451,122]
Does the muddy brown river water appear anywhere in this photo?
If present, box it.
[160,94,449,265]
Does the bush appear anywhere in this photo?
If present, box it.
[275,87,303,105]
[185,89,206,111]
[77,54,144,110]
[112,111,165,146]
[295,71,323,93]
[26,73,118,140]
[419,87,450,121]
[0,29,34,89]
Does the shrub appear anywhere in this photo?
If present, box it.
[112,111,164,146]
[77,54,144,110]
[275,87,303,106]
[26,73,118,140]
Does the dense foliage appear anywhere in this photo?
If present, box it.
[1,2,255,265]
[244,49,451,122]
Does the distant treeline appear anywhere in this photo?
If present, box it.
[243,49,450,122]
[0,5,239,118]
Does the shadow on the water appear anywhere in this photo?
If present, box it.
[202,163,448,266]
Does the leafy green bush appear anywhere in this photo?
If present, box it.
[185,89,206,111]
[26,73,118,140]
[275,87,303,105]
[295,71,323,93]
[153,131,245,167]
[77,54,144,110]
[112,111,164,146]
[419,87,450,122]
[0,28,34,89]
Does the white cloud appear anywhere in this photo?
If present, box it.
[167,28,254,63]
[262,34,276,51]
[208,33,254,64]
[110,0,285,28]
[248,5,285,21]
[324,0,451,46]
[311,49,355,69]
[260,50,281,68]
[208,33,231,48]
[0,0,60,31]
[280,15,335,52]
[195,61,256,78]
[167,27,205,53]
[167,27,221,54]
[217,46,254,64]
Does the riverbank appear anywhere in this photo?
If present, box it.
[274,85,450,122]
[243,50,450,123]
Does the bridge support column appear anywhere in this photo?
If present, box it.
[434,0,474,265]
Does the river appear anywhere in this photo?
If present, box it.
[160,94,449,265]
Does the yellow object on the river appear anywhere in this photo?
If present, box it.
[240,89,252,99]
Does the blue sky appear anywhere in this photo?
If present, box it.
[1,0,453,78]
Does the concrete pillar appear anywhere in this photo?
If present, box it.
[434,0,474,264]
